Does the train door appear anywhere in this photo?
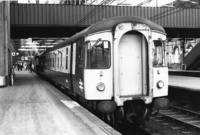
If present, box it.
[72,39,85,96]
[118,31,147,96]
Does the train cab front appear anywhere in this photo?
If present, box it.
[152,39,170,110]
[83,33,115,111]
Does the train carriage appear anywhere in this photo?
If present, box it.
[35,16,170,128]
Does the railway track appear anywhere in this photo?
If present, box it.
[143,102,200,135]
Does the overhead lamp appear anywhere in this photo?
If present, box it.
[40,46,47,47]
[21,45,53,48]
[22,45,39,48]
[47,39,54,41]
[18,48,46,51]
[25,41,39,45]
[47,45,54,47]
[45,42,57,45]
[39,45,54,48]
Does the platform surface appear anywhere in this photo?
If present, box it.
[169,75,200,91]
[0,70,121,135]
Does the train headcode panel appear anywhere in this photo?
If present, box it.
[34,16,170,129]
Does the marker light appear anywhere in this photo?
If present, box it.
[96,82,105,91]
[157,80,164,89]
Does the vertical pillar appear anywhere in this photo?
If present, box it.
[0,1,10,86]
[180,38,186,70]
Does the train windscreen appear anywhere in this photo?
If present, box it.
[85,40,111,69]
[153,40,164,66]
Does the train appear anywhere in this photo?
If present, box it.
[34,16,170,128]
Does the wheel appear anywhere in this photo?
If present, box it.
[138,107,148,127]
[125,102,136,124]
[106,113,117,129]
[116,107,124,123]
[101,112,117,129]
[114,107,124,130]
[125,102,148,127]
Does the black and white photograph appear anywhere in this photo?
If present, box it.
[1,0,200,134]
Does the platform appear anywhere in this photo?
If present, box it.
[0,69,121,135]
[169,75,200,91]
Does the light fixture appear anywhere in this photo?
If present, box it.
[47,45,54,47]
[47,39,54,41]
[21,45,54,48]
[18,48,46,51]
[25,41,39,45]
[22,45,38,48]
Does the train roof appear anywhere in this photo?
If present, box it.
[45,16,166,53]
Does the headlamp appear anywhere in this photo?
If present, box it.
[96,82,105,91]
[157,80,164,89]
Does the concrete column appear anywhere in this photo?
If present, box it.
[0,1,10,86]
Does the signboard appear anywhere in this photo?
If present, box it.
[12,52,15,56]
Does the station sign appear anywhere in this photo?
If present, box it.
[12,52,19,56]
[12,52,15,56]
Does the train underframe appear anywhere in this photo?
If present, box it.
[84,99,152,130]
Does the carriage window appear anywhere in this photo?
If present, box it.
[45,56,48,68]
[153,40,163,66]
[53,57,54,67]
[50,57,52,67]
[53,53,55,67]
[54,53,56,67]
[57,56,59,68]
[50,54,53,67]
[66,48,68,69]
[48,55,50,67]
[60,51,62,68]
[85,40,111,69]
[49,54,51,67]
[46,55,48,67]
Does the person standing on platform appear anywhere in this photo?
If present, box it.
[20,62,23,71]
[24,62,27,71]
[29,62,32,73]
[17,62,20,71]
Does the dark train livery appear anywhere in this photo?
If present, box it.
[34,16,170,128]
